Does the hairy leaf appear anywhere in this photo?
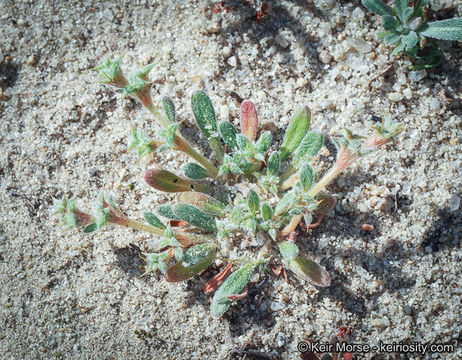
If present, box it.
[418,19,462,41]
[294,131,324,163]
[218,121,238,151]
[394,0,408,22]
[162,96,177,124]
[382,15,399,31]
[261,203,273,221]
[183,163,209,180]
[279,241,299,261]
[191,91,218,139]
[210,262,256,318]
[402,31,418,50]
[165,244,216,282]
[179,192,226,217]
[174,204,217,232]
[144,212,166,229]
[247,190,260,215]
[362,0,394,16]
[280,107,311,161]
[274,191,299,216]
[156,205,182,221]
[254,131,272,154]
[299,163,315,192]
[267,151,280,175]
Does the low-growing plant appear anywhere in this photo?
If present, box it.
[362,0,462,69]
[54,58,402,318]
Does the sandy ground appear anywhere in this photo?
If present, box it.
[0,0,461,359]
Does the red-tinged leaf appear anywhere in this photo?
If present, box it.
[288,256,331,287]
[204,263,233,294]
[165,244,216,282]
[144,168,194,192]
[343,353,353,360]
[168,220,188,228]
[240,100,259,142]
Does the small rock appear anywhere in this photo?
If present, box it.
[403,87,412,99]
[403,305,414,315]
[319,50,332,64]
[371,318,387,328]
[276,333,285,347]
[275,33,289,48]
[26,54,37,66]
[349,38,371,54]
[388,92,403,102]
[270,302,285,311]
[227,56,237,67]
[222,46,231,57]
[448,194,460,212]
[430,98,441,111]
[408,70,426,82]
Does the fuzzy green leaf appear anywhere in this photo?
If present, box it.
[274,191,299,216]
[394,0,408,21]
[218,121,238,151]
[183,163,209,180]
[191,91,218,139]
[254,131,272,154]
[280,107,311,161]
[391,41,406,56]
[299,163,315,192]
[402,6,414,22]
[165,244,216,282]
[210,262,256,318]
[174,204,217,232]
[156,205,182,221]
[384,33,402,45]
[247,190,260,215]
[267,151,280,175]
[162,96,177,124]
[382,15,399,31]
[287,256,331,287]
[413,0,428,18]
[402,31,418,50]
[279,241,299,261]
[179,192,225,217]
[261,203,273,221]
[144,212,166,229]
[418,19,462,41]
[362,0,394,16]
[236,134,252,152]
[294,131,324,164]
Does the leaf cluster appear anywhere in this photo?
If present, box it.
[362,0,462,69]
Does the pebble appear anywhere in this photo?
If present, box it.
[270,302,285,311]
[276,333,285,347]
[26,54,37,66]
[227,56,237,67]
[448,194,460,212]
[429,98,441,111]
[408,70,426,82]
[319,50,332,64]
[275,33,289,49]
[349,38,371,54]
[402,87,412,99]
[388,92,404,102]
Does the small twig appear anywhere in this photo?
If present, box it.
[367,64,393,89]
